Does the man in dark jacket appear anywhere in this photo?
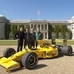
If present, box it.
[15,27,24,52]
[24,28,32,48]
[30,28,36,48]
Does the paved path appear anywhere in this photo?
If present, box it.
[0,45,74,74]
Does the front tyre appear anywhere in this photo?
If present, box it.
[22,52,38,69]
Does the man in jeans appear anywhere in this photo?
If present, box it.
[15,27,24,52]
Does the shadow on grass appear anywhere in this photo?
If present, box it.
[33,64,47,70]
[10,67,25,73]
[10,64,47,73]
[69,52,74,56]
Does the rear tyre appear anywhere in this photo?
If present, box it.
[57,46,63,56]
[22,52,38,69]
[3,48,16,58]
[61,46,73,56]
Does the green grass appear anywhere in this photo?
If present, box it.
[0,40,17,45]
[0,39,74,45]
[56,40,74,45]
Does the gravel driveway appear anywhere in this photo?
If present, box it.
[0,45,74,74]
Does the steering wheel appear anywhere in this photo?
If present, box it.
[40,43,50,48]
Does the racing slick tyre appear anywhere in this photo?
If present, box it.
[58,48,64,56]
[22,52,38,69]
[61,46,73,56]
[3,48,16,58]
[57,45,64,56]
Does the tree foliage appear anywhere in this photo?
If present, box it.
[26,24,30,29]
[67,29,72,39]
[11,24,17,39]
[54,25,59,38]
[4,23,11,39]
[19,24,24,30]
[60,25,67,39]
[51,24,72,39]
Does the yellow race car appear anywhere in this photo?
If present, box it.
[0,40,73,72]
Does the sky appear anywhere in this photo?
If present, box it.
[0,0,74,20]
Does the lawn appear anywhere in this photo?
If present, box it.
[0,39,74,45]
[0,40,17,45]
[55,39,74,45]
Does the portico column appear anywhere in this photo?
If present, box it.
[47,32,48,39]
[71,24,74,39]
[47,24,48,30]
[40,24,41,30]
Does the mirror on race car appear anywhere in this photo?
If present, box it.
[51,45,56,48]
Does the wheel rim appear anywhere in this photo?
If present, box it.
[28,56,35,65]
[7,51,15,57]
[69,49,72,55]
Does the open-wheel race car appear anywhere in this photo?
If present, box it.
[0,39,73,72]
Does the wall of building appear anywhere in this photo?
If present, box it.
[8,21,72,39]
[0,15,7,39]
[0,15,74,39]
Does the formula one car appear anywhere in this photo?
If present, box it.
[0,40,73,72]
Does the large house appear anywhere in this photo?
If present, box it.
[0,15,74,39]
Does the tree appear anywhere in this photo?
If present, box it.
[67,29,72,39]
[11,24,17,39]
[52,26,55,32]
[26,24,30,29]
[61,25,67,39]
[4,23,11,39]
[54,25,59,38]
[19,24,24,30]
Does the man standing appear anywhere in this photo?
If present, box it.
[35,28,43,47]
[24,28,32,48]
[15,27,24,52]
[30,28,36,48]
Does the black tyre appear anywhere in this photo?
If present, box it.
[61,46,73,56]
[3,48,16,58]
[22,52,38,69]
[58,47,64,56]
